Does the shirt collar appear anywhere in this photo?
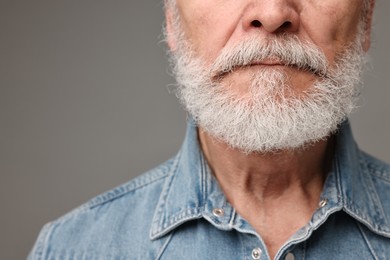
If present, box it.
[150,120,390,240]
[150,119,237,240]
[332,121,390,235]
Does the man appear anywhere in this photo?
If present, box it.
[29,0,389,259]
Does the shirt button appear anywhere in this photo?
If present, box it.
[212,208,224,217]
[318,198,328,208]
[285,252,295,260]
[251,248,262,259]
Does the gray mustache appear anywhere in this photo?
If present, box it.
[211,36,329,79]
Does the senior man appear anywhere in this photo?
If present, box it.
[29,0,389,259]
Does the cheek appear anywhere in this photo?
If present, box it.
[176,1,241,63]
[302,1,362,64]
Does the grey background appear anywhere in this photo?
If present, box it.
[0,1,388,259]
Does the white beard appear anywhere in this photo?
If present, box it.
[168,21,366,153]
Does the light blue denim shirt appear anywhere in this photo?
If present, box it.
[29,120,390,260]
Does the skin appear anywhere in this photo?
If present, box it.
[165,0,375,258]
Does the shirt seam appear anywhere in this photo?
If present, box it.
[88,162,173,209]
[89,171,170,210]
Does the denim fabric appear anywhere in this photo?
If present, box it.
[29,120,390,260]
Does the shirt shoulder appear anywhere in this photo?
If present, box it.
[28,158,176,260]
[360,152,390,221]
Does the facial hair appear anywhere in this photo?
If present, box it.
[167,14,366,153]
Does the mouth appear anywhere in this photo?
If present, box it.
[212,60,278,79]
[251,58,284,66]
[212,60,326,81]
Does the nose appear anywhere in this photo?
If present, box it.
[242,0,300,34]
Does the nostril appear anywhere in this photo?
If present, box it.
[251,20,262,28]
[281,21,292,30]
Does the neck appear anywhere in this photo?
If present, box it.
[199,129,333,201]
[198,128,334,258]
